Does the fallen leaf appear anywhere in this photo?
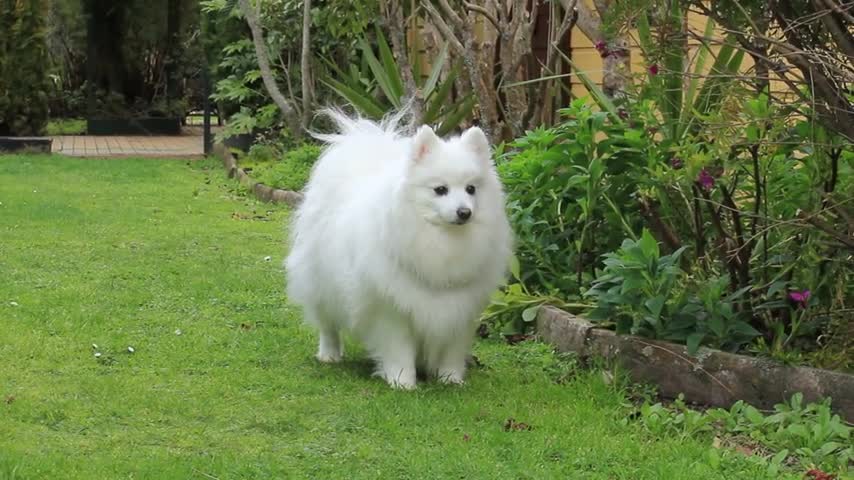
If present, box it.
[503,418,533,432]
[5,395,15,405]
[463,434,471,442]
[805,469,837,480]
[734,445,754,456]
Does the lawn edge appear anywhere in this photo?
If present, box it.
[536,305,854,422]
[213,143,304,207]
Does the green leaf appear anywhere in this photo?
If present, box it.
[423,62,460,123]
[639,229,660,261]
[509,255,521,282]
[320,77,386,119]
[522,305,541,323]
[421,41,449,97]
[708,315,725,337]
[566,58,621,122]
[436,94,475,136]
[685,332,706,355]
[359,32,404,108]
[645,295,666,319]
[678,16,716,138]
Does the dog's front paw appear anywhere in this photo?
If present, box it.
[388,378,417,390]
[315,351,342,363]
[438,369,466,385]
[379,366,417,390]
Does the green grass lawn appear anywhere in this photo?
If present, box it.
[45,118,87,136]
[0,155,798,479]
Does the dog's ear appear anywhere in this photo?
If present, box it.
[460,126,490,157]
[411,125,439,163]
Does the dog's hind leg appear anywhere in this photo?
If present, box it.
[307,304,343,363]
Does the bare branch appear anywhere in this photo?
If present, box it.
[421,1,464,53]
[464,2,499,29]
[436,0,464,30]
[561,0,602,41]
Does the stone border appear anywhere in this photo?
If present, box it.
[214,143,303,207]
[0,136,52,154]
[537,305,854,421]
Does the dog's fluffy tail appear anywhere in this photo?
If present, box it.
[309,101,415,144]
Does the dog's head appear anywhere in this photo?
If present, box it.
[403,125,500,227]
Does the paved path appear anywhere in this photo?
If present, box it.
[51,127,214,158]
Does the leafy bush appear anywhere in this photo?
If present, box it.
[585,229,759,353]
[0,0,51,136]
[632,393,852,475]
[245,143,321,192]
[496,100,647,298]
[491,28,852,367]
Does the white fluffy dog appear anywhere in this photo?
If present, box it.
[285,109,512,389]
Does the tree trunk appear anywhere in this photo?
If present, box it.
[300,0,313,128]
[381,0,424,124]
[237,0,302,138]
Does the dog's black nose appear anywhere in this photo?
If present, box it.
[456,207,472,221]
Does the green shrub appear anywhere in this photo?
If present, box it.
[0,0,50,136]
[247,144,322,192]
[493,94,851,362]
[632,393,852,475]
[585,229,759,353]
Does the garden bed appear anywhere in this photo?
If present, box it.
[536,305,854,422]
[0,136,52,154]
[214,143,303,207]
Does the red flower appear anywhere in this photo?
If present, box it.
[788,289,811,308]
[697,168,715,191]
[594,40,610,58]
[648,64,659,75]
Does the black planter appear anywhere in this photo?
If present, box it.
[87,117,182,135]
[0,136,52,154]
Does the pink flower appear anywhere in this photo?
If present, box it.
[788,289,811,308]
[697,168,715,191]
[648,64,659,75]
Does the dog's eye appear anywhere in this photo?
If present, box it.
[466,185,476,195]
[433,186,449,196]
